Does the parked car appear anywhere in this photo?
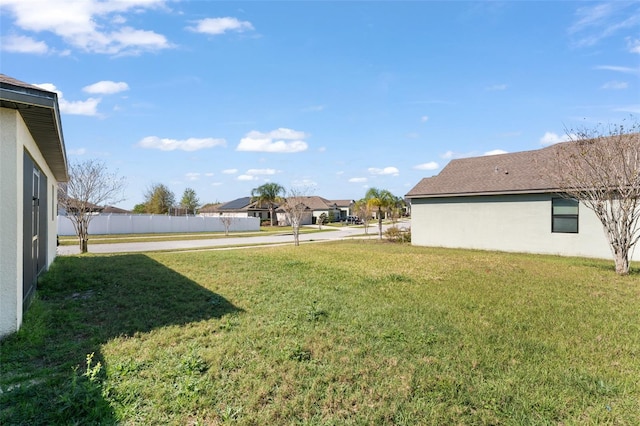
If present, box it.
[345,215,362,224]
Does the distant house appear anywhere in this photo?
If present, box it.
[331,199,355,220]
[101,205,131,214]
[197,203,222,216]
[58,199,103,216]
[406,140,640,261]
[1,74,68,338]
[206,197,272,221]
[277,196,343,225]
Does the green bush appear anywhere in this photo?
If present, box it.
[384,226,411,243]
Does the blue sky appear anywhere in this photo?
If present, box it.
[1,1,638,209]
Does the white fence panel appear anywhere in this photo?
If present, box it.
[57,214,260,236]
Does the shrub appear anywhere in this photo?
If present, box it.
[384,226,411,243]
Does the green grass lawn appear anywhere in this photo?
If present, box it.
[2,241,639,425]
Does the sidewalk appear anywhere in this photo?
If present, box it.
[56,222,403,255]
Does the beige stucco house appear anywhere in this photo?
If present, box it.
[406,140,640,261]
[0,74,68,338]
[277,196,343,225]
[331,199,355,221]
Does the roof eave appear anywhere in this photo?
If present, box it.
[0,84,69,182]
[407,188,563,199]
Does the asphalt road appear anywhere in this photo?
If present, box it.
[57,220,409,255]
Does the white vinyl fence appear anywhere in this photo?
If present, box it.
[57,214,260,236]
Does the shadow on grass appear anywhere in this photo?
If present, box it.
[570,257,640,276]
[0,254,240,425]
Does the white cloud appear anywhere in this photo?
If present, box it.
[0,0,172,55]
[185,172,200,181]
[237,128,309,153]
[539,132,573,146]
[413,161,439,171]
[1,34,49,54]
[211,182,222,186]
[34,83,100,116]
[222,168,238,174]
[484,149,508,156]
[245,168,278,176]
[204,172,214,177]
[420,115,429,123]
[349,177,368,183]
[595,65,639,74]
[628,38,640,54]
[441,150,479,160]
[486,84,508,91]
[601,80,629,89]
[237,175,257,181]
[441,150,458,159]
[138,136,227,151]
[568,3,639,47]
[188,17,254,35]
[83,80,129,94]
[368,166,399,176]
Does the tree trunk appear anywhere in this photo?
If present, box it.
[377,208,383,240]
[293,225,300,246]
[613,247,630,275]
[79,236,88,254]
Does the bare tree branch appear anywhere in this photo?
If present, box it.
[280,187,313,246]
[58,160,126,253]
[550,118,640,275]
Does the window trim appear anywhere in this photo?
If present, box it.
[551,197,579,234]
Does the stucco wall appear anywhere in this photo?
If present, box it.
[0,108,60,338]
[0,109,22,337]
[410,193,637,261]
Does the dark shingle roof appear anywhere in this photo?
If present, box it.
[0,74,44,90]
[218,196,253,210]
[406,144,561,198]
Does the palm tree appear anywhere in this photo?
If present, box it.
[251,182,285,226]
[390,195,406,223]
[364,187,395,239]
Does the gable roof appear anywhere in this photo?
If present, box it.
[102,205,131,214]
[0,74,68,181]
[276,196,339,212]
[198,203,223,213]
[407,143,562,198]
[331,199,355,207]
[296,196,337,210]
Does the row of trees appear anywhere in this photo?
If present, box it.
[133,184,200,215]
[356,188,406,239]
[249,182,309,246]
[248,182,407,244]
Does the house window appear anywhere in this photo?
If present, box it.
[552,198,578,233]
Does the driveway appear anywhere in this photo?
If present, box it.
[57,220,409,255]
